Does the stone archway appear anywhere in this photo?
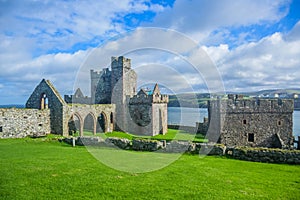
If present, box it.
[68,113,83,136]
[83,113,97,135]
[97,112,107,133]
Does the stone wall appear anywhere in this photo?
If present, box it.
[26,79,66,134]
[64,137,300,164]
[64,95,92,104]
[62,104,115,136]
[227,147,300,164]
[0,108,50,138]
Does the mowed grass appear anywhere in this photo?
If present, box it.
[82,129,207,142]
[1,137,300,200]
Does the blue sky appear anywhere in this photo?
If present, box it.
[0,0,300,104]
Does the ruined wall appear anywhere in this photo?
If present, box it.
[111,56,137,132]
[0,108,50,138]
[95,68,112,104]
[208,97,294,148]
[62,103,115,137]
[152,103,168,135]
[64,95,92,104]
[129,91,168,136]
[26,79,66,134]
[128,103,152,135]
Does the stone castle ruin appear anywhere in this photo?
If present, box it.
[0,56,296,150]
[207,94,294,149]
[0,56,168,138]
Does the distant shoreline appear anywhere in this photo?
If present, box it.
[1,105,299,111]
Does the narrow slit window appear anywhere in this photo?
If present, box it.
[0,126,3,132]
[243,119,247,125]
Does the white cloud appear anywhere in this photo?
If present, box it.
[0,0,299,104]
[0,0,166,54]
[151,0,290,32]
[148,0,291,45]
[204,22,300,91]
[0,49,90,104]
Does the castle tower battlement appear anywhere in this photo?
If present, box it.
[209,96,294,114]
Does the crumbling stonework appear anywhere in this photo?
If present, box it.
[25,79,115,137]
[129,84,169,136]
[26,79,66,134]
[2,56,166,138]
[0,108,50,138]
[64,88,92,104]
[89,56,168,136]
[208,95,294,149]
[63,103,115,137]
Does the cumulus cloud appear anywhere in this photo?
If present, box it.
[204,22,300,91]
[149,0,291,44]
[0,0,166,55]
[151,0,290,32]
[0,49,89,104]
[0,0,299,104]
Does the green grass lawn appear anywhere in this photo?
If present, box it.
[81,129,207,143]
[1,136,299,199]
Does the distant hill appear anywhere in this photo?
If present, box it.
[168,88,300,109]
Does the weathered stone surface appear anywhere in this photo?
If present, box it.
[26,79,65,134]
[90,56,168,136]
[132,139,164,151]
[163,141,191,153]
[0,108,50,138]
[105,137,131,149]
[228,147,300,164]
[196,143,226,156]
[208,95,294,149]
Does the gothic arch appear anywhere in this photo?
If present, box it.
[83,112,97,135]
[97,112,108,133]
[68,112,83,136]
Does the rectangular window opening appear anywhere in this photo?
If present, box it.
[243,119,247,125]
[248,133,254,142]
[0,126,3,132]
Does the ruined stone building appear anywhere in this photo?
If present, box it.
[0,56,168,138]
[207,94,294,149]
[86,56,168,136]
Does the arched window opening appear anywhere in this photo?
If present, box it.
[97,113,107,133]
[83,113,96,135]
[159,109,163,134]
[68,114,81,136]
[40,93,48,110]
[110,112,113,124]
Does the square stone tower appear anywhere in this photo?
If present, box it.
[208,95,294,149]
